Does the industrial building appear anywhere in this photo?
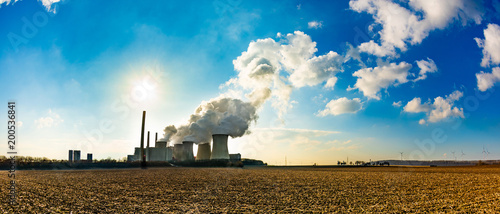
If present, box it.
[130,132,173,162]
[74,150,81,162]
[68,150,93,163]
[229,153,241,162]
[127,112,239,164]
[68,150,73,162]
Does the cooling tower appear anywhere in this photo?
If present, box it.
[173,144,184,161]
[196,143,211,161]
[211,134,229,160]
[182,141,195,162]
[156,140,167,148]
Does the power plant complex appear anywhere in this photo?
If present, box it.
[127,111,241,165]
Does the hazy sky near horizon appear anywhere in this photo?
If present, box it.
[1,0,499,164]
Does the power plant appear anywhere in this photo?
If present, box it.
[182,141,195,161]
[125,111,259,167]
[68,150,73,163]
[74,150,81,162]
[173,144,184,161]
[211,134,230,160]
[196,143,211,161]
[68,150,93,163]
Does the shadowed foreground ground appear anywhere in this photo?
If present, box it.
[1,166,499,213]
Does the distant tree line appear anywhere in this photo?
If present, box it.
[0,156,135,170]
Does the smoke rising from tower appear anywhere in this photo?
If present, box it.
[160,31,344,147]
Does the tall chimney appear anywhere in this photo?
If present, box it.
[147,131,150,161]
[196,143,211,161]
[173,144,184,161]
[182,141,195,162]
[140,111,146,168]
[147,131,150,148]
[155,132,158,144]
[211,134,230,160]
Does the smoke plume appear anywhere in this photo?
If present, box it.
[161,31,344,145]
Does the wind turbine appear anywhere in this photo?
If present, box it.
[399,152,404,161]
[461,150,465,160]
[451,151,456,161]
[483,145,487,160]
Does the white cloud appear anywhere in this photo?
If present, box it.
[350,0,483,57]
[326,139,352,145]
[323,140,360,151]
[392,101,402,107]
[308,21,323,29]
[475,23,500,67]
[350,62,412,99]
[252,127,340,135]
[317,97,363,116]
[34,109,63,129]
[358,40,396,57]
[428,95,464,123]
[414,58,437,81]
[403,97,430,113]
[418,119,426,125]
[287,51,344,88]
[403,90,464,124]
[324,77,338,89]
[228,31,344,119]
[476,67,500,91]
[0,0,60,12]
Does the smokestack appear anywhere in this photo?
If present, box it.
[155,132,158,144]
[140,111,146,168]
[182,141,195,162]
[147,131,150,148]
[147,131,150,161]
[173,144,184,161]
[211,134,229,160]
[196,143,211,161]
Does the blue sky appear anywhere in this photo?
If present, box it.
[1,0,499,164]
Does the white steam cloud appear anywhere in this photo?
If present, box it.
[163,97,259,145]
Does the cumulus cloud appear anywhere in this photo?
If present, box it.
[34,109,63,128]
[476,67,500,91]
[350,62,412,99]
[392,101,402,107]
[475,23,500,67]
[308,21,323,29]
[317,97,363,116]
[358,40,396,57]
[227,31,344,119]
[350,0,484,57]
[418,119,426,125]
[475,24,500,91]
[403,90,464,124]
[414,58,437,81]
[403,97,431,113]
